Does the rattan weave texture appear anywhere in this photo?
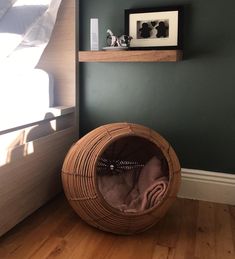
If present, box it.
[62,122,181,235]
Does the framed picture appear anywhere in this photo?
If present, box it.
[125,6,183,50]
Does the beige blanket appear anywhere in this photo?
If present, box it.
[98,156,168,212]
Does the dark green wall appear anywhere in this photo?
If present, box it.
[78,0,235,173]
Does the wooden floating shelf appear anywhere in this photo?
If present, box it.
[78,50,182,63]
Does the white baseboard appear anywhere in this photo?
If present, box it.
[178,168,235,205]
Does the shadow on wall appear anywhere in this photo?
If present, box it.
[26,112,55,142]
[2,112,56,165]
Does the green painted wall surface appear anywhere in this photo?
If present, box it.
[78,0,235,173]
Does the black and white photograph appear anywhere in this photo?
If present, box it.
[137,20,169,39]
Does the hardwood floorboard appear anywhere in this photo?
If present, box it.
[171,199,198,259]
[229,205,235,252]
[0,194,235,259]
[0,196,71,259]
[195,201,216,259]
[214,204,235,259]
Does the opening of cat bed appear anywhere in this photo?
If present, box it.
[97,136,170,213]
[62,122,181,235]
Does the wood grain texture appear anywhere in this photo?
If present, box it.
[0,196,235,259]
[37,0,76,106]
[0,128,75,237]
[78,50,182,62]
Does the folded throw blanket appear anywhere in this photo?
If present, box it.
[121,176,168,212]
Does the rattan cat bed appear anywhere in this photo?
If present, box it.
[62,122,181,235]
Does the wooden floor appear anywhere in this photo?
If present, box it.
[0,195,235,259]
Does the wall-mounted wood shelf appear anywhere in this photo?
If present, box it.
[78,50,182,63]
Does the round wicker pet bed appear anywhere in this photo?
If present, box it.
[62,122,181,235]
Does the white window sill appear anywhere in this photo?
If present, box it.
[0,106,75,134]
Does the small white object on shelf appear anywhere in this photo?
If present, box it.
[90,18,99,50]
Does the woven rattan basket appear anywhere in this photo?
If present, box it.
[62,122,181,235]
